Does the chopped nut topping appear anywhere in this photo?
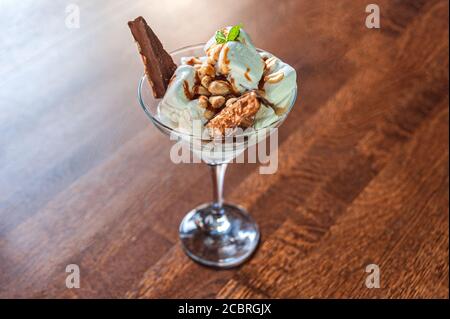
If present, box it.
[199,64,215,78]
[208,80,232,95]
[194,85,210,96]
[209,96,226,109]
[198,95,210,109]
[264,71,284,84]
[201,76,213,89]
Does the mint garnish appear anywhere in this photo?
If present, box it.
[215,24,243,44]
[215,30,227,44]
[226,24,242,41]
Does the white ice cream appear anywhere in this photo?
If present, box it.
[254,104,277,129]
[261,55,297,110]
[158,65,206,132]
[250,53,297,128]
[205,27,264,94]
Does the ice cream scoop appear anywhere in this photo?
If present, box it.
[253,104,278,129]
[261,55,297,111]
[176,100,207,133]
[216,41,264,93]
[158,65,205,130]
[205,27,264,94]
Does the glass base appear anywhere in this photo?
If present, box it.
[179,202,260,268]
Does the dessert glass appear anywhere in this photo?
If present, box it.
[137,44,297,268]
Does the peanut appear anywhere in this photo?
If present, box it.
[201,76,213,89]
[209,96,226,109]
[208,80,231,95]
[264,71,284,84]
[198,64,215,78]
[198,96,210,109]
[194,85,211,96]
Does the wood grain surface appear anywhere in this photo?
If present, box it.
[0,0,448,298]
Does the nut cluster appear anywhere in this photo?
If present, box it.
[187,46,240,120]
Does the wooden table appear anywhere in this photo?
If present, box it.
[0,0,448,299]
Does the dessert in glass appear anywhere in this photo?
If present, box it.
[129,17,297,268]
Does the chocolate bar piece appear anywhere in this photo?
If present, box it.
[128,16,177,98]
[206,92,261,136]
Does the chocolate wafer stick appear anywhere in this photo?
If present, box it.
[128,16,177,98]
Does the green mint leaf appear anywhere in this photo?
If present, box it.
[226,24,242,41]
[215,30,227,44]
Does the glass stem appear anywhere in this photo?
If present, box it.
[209,163,227,212]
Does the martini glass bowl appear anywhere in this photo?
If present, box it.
[137,44,297,268]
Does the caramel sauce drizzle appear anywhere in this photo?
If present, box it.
[221,46,230,74]
[183,80,193,100]
[168,74,177,86]
[244,67,252,81]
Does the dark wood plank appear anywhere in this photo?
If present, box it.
[0,0,448,298]
[218,103,449,299]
